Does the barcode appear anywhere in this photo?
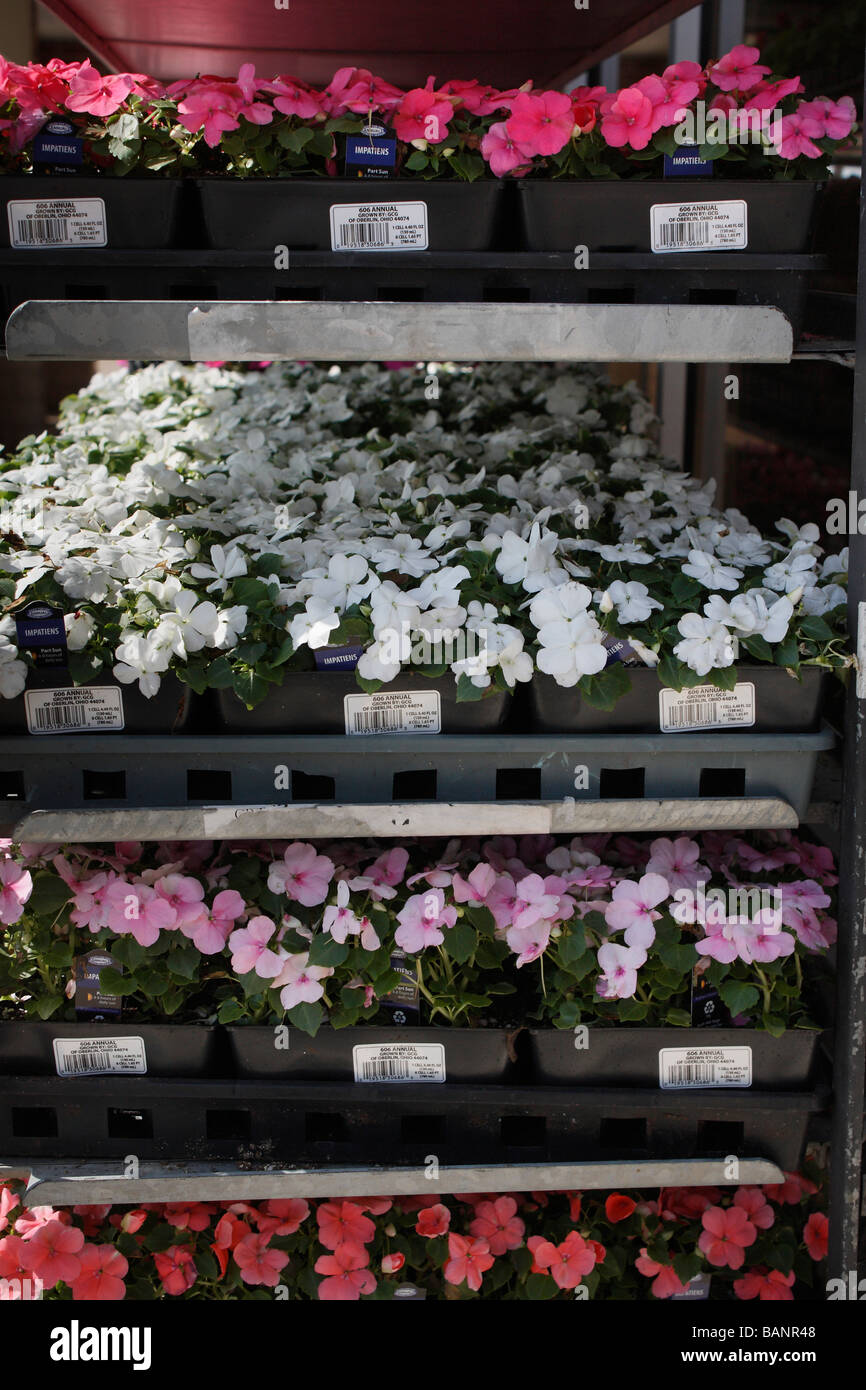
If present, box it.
[62,1048,110,1074]
[359,1057,412,1080]
[352,707,405,732]
[30,700,88,731]
[14,216,70,245]
[665,700,718,728]
[657,220,711,248]
[666,1062,716,1086]
[338,220,391,247]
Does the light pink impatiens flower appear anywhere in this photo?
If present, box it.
[646,837,706,892]
[596,942,644,1000]
[104,881,177,948]
[268,842,334,906]
[228,916,285,979]
[0,859,32,925]
[273,951,333,1011]
[604,872,670,951]
[394,889,457,953]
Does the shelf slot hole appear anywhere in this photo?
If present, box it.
[392,769,437,800]
[82,769,126,801]
[688,288,738,306]
[400,1115,445,1145]
[0,771,25,800]
[275,286,323,300]
[699,768,745,797]
[697,1120,744,1154]
[587,286,635,304]
[291,771,335,801]
[64,284,106,300]
[482,286,532,302]
[186,770,232,801]
[11,1106,57,1137]
[305,1113,348,1143]
[207,1109,250,1140]
[599,768,644,799]
[107,1108,152,1139]
[378,286,425,301]
[599,1117,647,1150]
[495,768,541,800]
[170,283,218,299]
[500,1115,546,1147]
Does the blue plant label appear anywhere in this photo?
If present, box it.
[33,119,84,166]
[15,601,68,668]
[74,949,123,1016]
[663,149,713,177]
[313,644,364,670]
[381,951,421,1024]
[602,634,641,667]
[345,125,397,180]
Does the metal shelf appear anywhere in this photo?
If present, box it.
[5,298,796,364]
[2,1158,784,1206]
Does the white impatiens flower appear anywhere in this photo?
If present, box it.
[596,541,653,566]
[310,553,378,609]
[288,596,341,650]
[213,606,248,649]
[64,610,96,651]
[802,584,846,616]
[495,524,566,593]
[673,614,736,677]
[821,547,848,579]
[189,543,248,594]
[356,639,401,684]
[535,605,607,688]
[762,550,819,594]
[703,591,793,645]
[0,641,27,698]
[681,549,744,592]
[602,580,663,625]
[496,635,533,687]
[154,590,221,659]
[529,581,594,630]
[113,633,171,698]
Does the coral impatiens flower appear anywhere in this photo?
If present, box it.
[734,1267,796,1301]
[416,1203,451,1238]
[635,1248,688,1299]
[317,1201,375,1251]
[233,1232,289,1286]
[381,1252,405,1274]
[153,1245,197,1295]
[803,1211,828,1261]
[506,91,575,157]
[698,1205,757,1269]
[70,1244,128,1301]
[604,1193,637,1224]
[444,1233,495,1291]
[315,1242,376,1300]
[528,1231,598,1289]
[19,1219,84,1286]
[469,1196,525,1255]
[733,1186,775,1231]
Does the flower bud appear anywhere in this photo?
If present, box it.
[599,589,614,614]
[788,585,804,605]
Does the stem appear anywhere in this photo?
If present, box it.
[754,966,772,1017]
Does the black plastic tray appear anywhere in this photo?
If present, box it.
[0,175,185,249]
[528,665,829,735]
[226,1024,515,1082]
[197,178,507,251]
[516,179,820,253]
[0,672,193,735]
[526,1027,821,1090]
[0,1022,220,1078]
[215,670,511,734]
[0,1074,823,1170]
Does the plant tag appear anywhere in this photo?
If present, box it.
[662,150,714,177]
[14,601,67,669]
[313,644,364,670]
[380,951,421,1025]
[53,1035,146,1078]
[353,1042,446,1083]
[344,689,441,735]
[344,124,398,179]
[650,199,747,252]
[32,119,84,168]
[25,685,124,734]
[690,963,727,1028]
[602,633,642,666]
[659,682,755,732]
[659,1045,752,1089]
[392,1284,427,1300]
[8,196,107,248]
[330,201,428,250]
[670,1273,712,1300]
[74,949,122,1017]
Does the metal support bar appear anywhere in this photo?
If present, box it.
[5,1158,784,1206]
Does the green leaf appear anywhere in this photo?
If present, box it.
[763,1013,786,1038]
[525,1272,558,1300]
[404,150,429,170]
[287,1000,324,1036]
[463,904,496,937]
[741,633,774,664]
[97,967,138,996]
[35,993,63,1019]
[673,1251,704,1285]
[577,661,631,711]
[167,945,201,981]
[455,673,484,702]
[231,667,271,709]
[708,665,738,692]
[665,1007,693,1027]
[719,981,760,1017]
[217,998,244,1023]
[444,921,478,964]
[307,933,349,967]
[26,870,70,917]
[558,923,587,967]
[799,615,833,642]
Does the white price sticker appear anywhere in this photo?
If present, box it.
[53,1036,147,1078]
[25,686,124,735]
[659,682,755,732]
[8,197,107,248]
[330,201,428,250]
[659,1046,752,1089]
[344,689,441,735]
[650,199,747,252]
[353,1042,446,1083]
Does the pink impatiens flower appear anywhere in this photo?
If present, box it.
[104,880,177,948]
[596,941,644,1000]
[600,86,655,150]
[393,87,453,144]
[395,889,457,952]
[646,837,705,892]
[443,1233,494,1291]
[469,1196,525,1255]
[154,873,206,928]
[268,842,334,906]
[803,1211,828,1262]
[416,1204,450,1238]
[228,915,284,979]
[177,82,242,147]
[698,1205,757,1269]
[604,872,670,951]
[70,1244,128,1301]
[734,1186,775,1231]
[65,61,133,117]
[273,951,332,1011]
[0,859,32,925]
[708,45,771,93]
[322,880,364,943]
[187,887,245,954]
[452,861,497,903]
[797,95,856,141]
[506,90,575,156]
[776,109,824,160]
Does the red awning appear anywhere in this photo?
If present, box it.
[39,0,695,87]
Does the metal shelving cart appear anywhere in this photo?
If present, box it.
[1,0,863,1290]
